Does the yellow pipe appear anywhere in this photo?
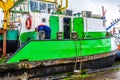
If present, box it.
[60,0,62,9]
[3,11,7,29]
[7,11,10,26]
[0,1,4,10]
[60,0,68,12]
[0,0,7,29]
[41,0,58,4]
[0,0,14,56]
[54,0,58,4]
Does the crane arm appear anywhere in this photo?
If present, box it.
[60,0,68,12]
[0,0,14,10]
[0,0,14,29]
[0,0,15,56]
[0,1,4,10]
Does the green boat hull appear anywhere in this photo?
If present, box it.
[7,38,112,63]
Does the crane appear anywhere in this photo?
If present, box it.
[0,0,14,56]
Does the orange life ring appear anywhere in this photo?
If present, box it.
[25,17,32,29]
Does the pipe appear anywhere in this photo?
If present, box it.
[54,0,58,4]
[60,0,62,9]
[0,1,4,10]
[41,0,58,4]
[0,0,14,56]
[60,0,68,12]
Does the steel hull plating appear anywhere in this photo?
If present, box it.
[0,51,116,78]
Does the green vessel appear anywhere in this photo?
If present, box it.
[0,0,118,77]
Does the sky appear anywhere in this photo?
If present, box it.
[0,0,120,28]
[67,0,120,27]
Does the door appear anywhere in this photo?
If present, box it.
[63,17,71,39]
[49,16,59,39]
[73,18,84,38]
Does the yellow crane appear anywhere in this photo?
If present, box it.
[0,0,14,56]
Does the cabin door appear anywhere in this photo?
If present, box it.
[63,17,71,39]
[49,16,59,39]
[73,18,84,38]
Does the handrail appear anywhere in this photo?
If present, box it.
[41,0,58,4]
[106,19,120,31]
[60,0,68,12]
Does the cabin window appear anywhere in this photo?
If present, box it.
[30,1,54,13]
[48,4,54,13]
[39,2,46,13]
[30,1,38,12]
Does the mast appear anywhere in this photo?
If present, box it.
[102,6,106,27]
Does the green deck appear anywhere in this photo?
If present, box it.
[7,38,111,63]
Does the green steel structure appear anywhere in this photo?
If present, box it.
[50,16,59,39]
[4,15,114,63]
[7,38,111,63]
[74,18,84,38]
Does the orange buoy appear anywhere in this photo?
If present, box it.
[118,45,120,50]
[25,17,32,29]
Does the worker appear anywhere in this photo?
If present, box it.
[39,30,45,40]
[34,27,45,40]
[38,25,51,39]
